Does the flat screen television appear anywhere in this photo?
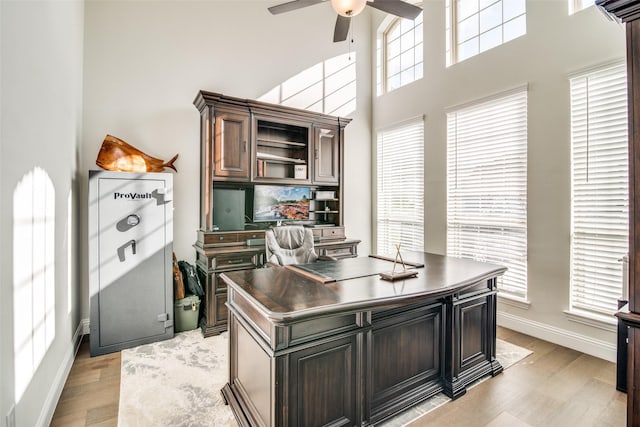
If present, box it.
[253,185,311,222]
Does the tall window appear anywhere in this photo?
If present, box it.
[376,118,424,254]
[570,62,628,318]
[447,88,528,299]
[446,0,526,66]
[569,0,594,14]
[376,8,423,96]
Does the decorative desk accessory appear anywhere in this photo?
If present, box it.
[379,244,419,281]
[96,134,178,172]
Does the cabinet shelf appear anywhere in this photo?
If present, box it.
[257,138,307,148]
[313,210,339,214]
[257,152,307,165]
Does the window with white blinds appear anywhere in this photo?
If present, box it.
[376,119,424,254]
[570,62,628,317]
[447,88,528,299]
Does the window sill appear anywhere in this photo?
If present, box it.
[563,309,617,332]
[497,294,531,310]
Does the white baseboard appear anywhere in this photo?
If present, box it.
[37,320,85,427]
[497,311,617,363]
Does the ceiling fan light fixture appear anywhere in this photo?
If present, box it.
[330,0,367,17]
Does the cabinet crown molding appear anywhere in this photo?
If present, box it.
[193,90,352,128]
[596,0,640,22]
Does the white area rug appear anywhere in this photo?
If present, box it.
[118,330,532,427]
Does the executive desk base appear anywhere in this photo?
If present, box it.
[220,255,505,427]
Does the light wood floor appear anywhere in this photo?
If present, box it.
[408,328,627,427]
[50,337,120,427]
[50,328,626,427]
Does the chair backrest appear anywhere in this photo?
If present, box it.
[265,225,318,266]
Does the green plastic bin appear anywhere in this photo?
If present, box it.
[174,295,200,332]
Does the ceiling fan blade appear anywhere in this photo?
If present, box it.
[333,15,351,42]
[268,0,326,15]
[366,0,422,20]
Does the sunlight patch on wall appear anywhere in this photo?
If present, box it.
[259,53,356,117]
[13,167,56,401]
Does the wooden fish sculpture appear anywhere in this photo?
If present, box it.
[96,134,178,172]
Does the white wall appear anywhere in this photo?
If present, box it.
[80,0,373,320]
[1,0,84,425]
[372,1,626,360]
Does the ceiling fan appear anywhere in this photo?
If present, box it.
[268,0,422,43]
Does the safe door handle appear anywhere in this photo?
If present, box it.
[117,239,137,262]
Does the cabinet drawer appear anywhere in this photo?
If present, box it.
[240,231,265,241]
[213,252,260,271]
[456,280,494,300]
[312,226,345,240]
[321,226,344,240]
[213,233,242,244]
[199,231,244,246]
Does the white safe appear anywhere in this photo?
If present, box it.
[88,170,174,356]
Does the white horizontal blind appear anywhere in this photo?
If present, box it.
[447,89,528,298]
[570,63,628,316]
[376,119,424,254]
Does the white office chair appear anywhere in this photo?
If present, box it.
[265,225,330,266]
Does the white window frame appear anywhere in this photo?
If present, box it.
[446,0,527,66]
[446,87,528,300]
[376,117,425,254]
[569,0,595,15]
[569,61,628,322]
[376,5,423,96]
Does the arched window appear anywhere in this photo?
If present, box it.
[377,7,423,96]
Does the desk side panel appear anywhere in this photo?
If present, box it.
[369,302,443,423]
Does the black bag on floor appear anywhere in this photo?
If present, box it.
[178,260,205,297]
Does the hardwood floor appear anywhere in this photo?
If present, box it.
[50,337,120,427]
[50,328,626,427]
[407,328,627,427]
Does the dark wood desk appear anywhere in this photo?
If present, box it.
[221,253,506,427]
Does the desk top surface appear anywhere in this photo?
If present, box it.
[221,252,506,322]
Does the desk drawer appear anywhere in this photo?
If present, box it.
[200,232,243,246]
[312,226,345,240]
[322,245,357,259]
[213,252,259,271]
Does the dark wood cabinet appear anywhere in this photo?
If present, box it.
[194,236,264,337]
[214,108,250,180]
[193,91,358,337]
[314,126,340,184]
[369,303,443,424]
[285,333,360,426]
[596,2,640,425]
[444,278,501,398]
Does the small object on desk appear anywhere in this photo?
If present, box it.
[379,244,419,281]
